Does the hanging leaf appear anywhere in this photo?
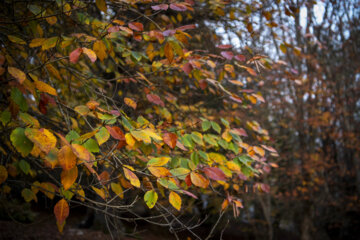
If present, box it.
[71,144,91,162]
[169,191,181,211]
[0,165,8,184]
[25,128,57,154]
[61,166,78,190]
[21,188,37,202]
[144,190,158,209]
[110,182,124,199]
[147,156,170,167]
[105,126,125,140]
[58,145,77,170]
[8,35,26,45]
[221,51,234,60]
[93,40,107,61]
[148,166,171,178]
[54,198,69,225]
[42,37,58,50]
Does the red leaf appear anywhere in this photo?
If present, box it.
[54,198,69,224]
[235,54,246,61]
[151,4,168,11]
[181,190,198,199]
[163,132,177,149]
[217,44,232,49]
[176,24,196,31]
[182,62,193,74]
[203,167,227,181]
[221,51,234,60]
[185,174,192,187]
[105,126,125,140]
[69,48,83,63]
[170,3,188,11]
[146,94,165,107]
[128,22,144,31]
[107,26,120,33]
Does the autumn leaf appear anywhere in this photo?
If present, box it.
[82,47,97,62]
[163,132,177,149]
[42,37,58,50]
[95,0,107,13]
[24,128,56,154]
[93,40,107,61]
[71,144,91,162]
[128,22,144,31]
[34,80,57,96]
[8,67,26,84]
[69,48,83,63]
[124,97,137,109]
[0,166,8,184]
[146,94,165,107]
[169,3,188,11]
[169,191,181,211]
[144,190,158,209]
[164,42,174,63]
[202,167,227,181]
[147,156,170,167]
[10,128,33,157]
[221,51,234,60]
[110,182,123,199]
[58,145,77,171]
[123,167,140,188]
[95,127,110,145]
[22,188,37,202]
[190,172,209,188]
[148,166,171,178]
[54,198,69,225]
[105,126,125,140]
[61,166,78,190]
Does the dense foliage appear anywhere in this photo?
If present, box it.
[0,0,279,238]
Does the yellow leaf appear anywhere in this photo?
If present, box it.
[25,128,57,154]
[148,166,170,178]
[169,191,181,211]
[91,186,106,200]
[34,80,57,96]
[222,130,232,142]
[131,130,151,144]
[110,182,124,199]
[8,35,26,45]
[54,198,69,225]
[125,133,135,147]
[144,190,158,209]
[190,172,209,188]
[253,146,265,157]
[147,156,170,167]
[164,42,174,63]
[8,67,26,84]
[42,37,58,50]
[96,0,107,13]
[123,167,140,188]
[226,161,240,172]
[58,145,77,170]
[40,182,55,199]
[124,97,137,109]
[29,38,46,48]
[93,40,107,61]
[82,47,97,62]
[95,127,110,145]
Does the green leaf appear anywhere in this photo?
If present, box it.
[218,139,228,149]
[220,118,230,128]
[202,120,211,131]
[1,110,11,126]
[19,159,30,174]
[211,121,221,134]
[144,190,158,209]
[10,128,33,157]
[83,138,99,153]
[11,88,28,112]
[21,188,37,202]
[65,130,80,144]
[95,127,110,145]
[204,134,218,146]
[170,168,190,180]
[191,132,204,146]
[157,178,179,190]
[198,151,209,161]
[190,152,199,166]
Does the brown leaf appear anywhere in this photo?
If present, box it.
[163,132,177,149]
[146,94,165,107]
[164,42,174,63]
[202,167,227,181]
[105,126,125,140]
[128,22,144,31]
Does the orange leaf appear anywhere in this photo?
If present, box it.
[164,42,174,63]
[163,132,177,149]
[54,198,69,225]
[148,166,171,178]
[128,22,144,31]
[190,172,209,188]
[61,166,78,190]
[25,128,57,154]
[71,144,90,162]
[105,126,125,140]
[58,145,77,170]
